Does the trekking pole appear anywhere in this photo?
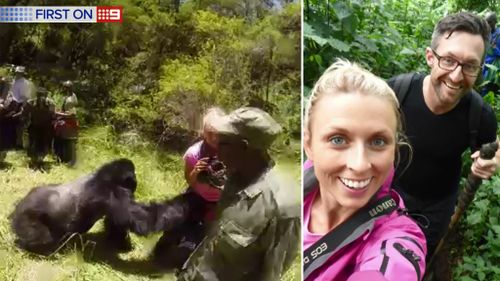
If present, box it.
[425,141,498,279]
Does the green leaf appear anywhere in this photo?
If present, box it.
[307,14,340,35]
[313,55,323,66]
[332,2,351,20]
[303,86,312,99]
[466,211,482,225]
[492,225,500,236]
[327,38,350,52]
[485,63,499,72]
[474,199,489,212]
[400,48,416,55]
[354,35,378,53]
[462,262,475,271]
[305,34,328,46]
[303,22,315,36]
[493,183,500,195]
[391,60,406,71]
[489,214,499,225]
[341,15,358,34]
[476,256,485,267]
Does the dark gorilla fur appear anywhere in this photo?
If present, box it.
[136,192,209,269]
[134,158,227,268]
[10,158,151,255]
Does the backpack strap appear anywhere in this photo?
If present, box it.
[390,73,482,152]
[392,73,416,105]
[468,91,483,152]
[303,166,318,198]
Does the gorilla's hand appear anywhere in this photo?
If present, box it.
[127,202,156,236]
[123,196,192,235]
[153,200,191,232]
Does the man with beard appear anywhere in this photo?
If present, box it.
[387,12,499,279]
[177,107,300,281]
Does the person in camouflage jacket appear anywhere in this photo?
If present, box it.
[177,107,300,281]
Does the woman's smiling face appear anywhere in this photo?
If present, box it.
[304,93,397,212]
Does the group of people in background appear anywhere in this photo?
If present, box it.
[0,66,78,167]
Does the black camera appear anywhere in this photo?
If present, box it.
[198,157,227,189]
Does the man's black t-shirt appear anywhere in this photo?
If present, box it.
[388,73,497,200]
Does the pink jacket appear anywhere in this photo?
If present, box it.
[183,140,221,202]
[303,161,427,281]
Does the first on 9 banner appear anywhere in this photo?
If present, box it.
[0,6,122,23]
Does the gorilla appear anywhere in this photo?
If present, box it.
[10,158,150,255]
[136,191,208,269]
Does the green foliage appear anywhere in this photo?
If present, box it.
[0,1,300,155]
[193,0,282,22]
[449,0,500,13]
[482,61,500,96]
[453,94,500,280]
[304,0,446,92]
[0,67,9,77]
[193,10,245,38]
[106,4,301,154]
[453,175,500,280]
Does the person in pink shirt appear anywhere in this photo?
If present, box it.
[152,107,226,268]
[182,107,226,220]
[303,60,427,281]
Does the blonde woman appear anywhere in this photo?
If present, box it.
[183,107,226,214]
[303,60,426,281]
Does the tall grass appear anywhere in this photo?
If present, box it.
[0,126,300,281]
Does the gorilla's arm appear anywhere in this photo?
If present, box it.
[104,187,154,236]
[126,193,205,236]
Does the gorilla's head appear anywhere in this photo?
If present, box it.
[95,158,137,192]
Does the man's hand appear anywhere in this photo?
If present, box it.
[471,139,500,179]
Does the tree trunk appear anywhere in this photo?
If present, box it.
[265,43,274,103]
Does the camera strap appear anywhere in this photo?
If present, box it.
[303,195,397,279]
